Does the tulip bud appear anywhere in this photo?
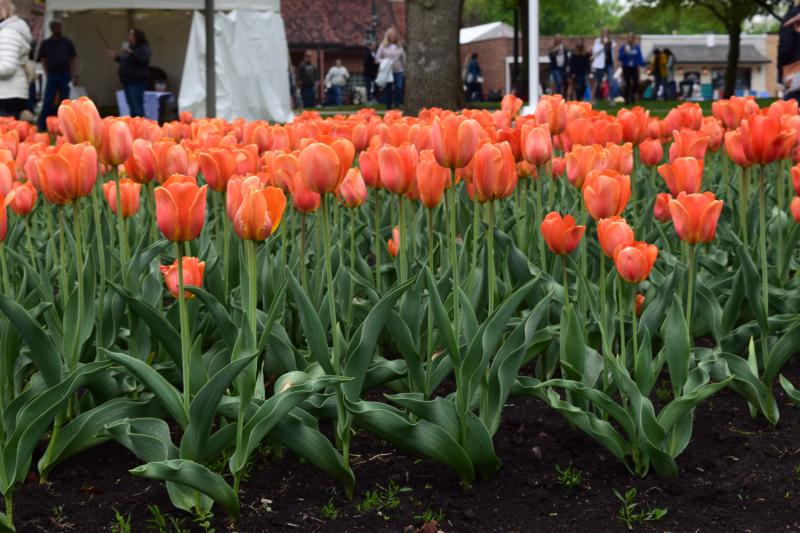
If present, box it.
[668,191,724,245]
[154,174,208,242]
[653,193,672,223]
[299,142,341,194]
[6,180,37,216]
[102,178,141,219]
[473,141,517,202]
[416,149,449,209]
[100,118,133,166]
[160,257,205,299]
[39,143,98,205]
[227,176,286,241]
[387,226,400,257]
[582,169,631,220]
[338,168,368,208]
[791,196,800,224]
[540,212,584,255]
[521,123,552,167]
[636,293,645,316]
[430,115,481,169]
[638,139,663,167]
[597,216,634,259]
[614,242,658,284]
[658,157,704,196]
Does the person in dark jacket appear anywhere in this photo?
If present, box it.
[779,1,800,100]
[37,20,76,131]
[108,28,150,117]
[570,40,591,101]
[363,43,378,103]
[618,33,644,104]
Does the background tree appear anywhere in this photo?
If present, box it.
[404,0,465,113]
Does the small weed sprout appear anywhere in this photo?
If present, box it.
[555,463,583,489]
[613,488,667,530]
[321,498,340,520]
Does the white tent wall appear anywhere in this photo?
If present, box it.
[179,10,293,122]
[53,10,192,109]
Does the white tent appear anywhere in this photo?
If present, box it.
[45,0,293,122]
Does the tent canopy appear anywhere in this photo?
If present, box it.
[46,0,292,122]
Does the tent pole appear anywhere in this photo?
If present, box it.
[205,0,216,117]
[521,0,539,114]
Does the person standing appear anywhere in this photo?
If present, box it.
[324,59,349,106]
[779,1,800,100]
[650,48,662,100]
[363,43,378,103]
[618,33,644,105]
[591,28,615,102]
[570,39,591,101]
[108,28,150,117]
[298,51,317,108]
[376,27,405,109]
[0,0,31,119]
[464,53,482,102]
[663,48,676,99]
[549,34,569,96]
[36,20,76,131]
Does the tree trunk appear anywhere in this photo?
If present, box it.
[404,0,464,113]
[724,24,742,98]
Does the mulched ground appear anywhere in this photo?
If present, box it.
[12,358,800,533]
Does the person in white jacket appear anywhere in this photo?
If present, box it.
[590,28,615,103]
[0,0,30,118]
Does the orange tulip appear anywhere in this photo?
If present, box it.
[614,241,658,284]
[636,293,645,316]
[472,141,517,202]
[792,196,800,224]
[232,144,259,176]
[597,216,634,258]
[338,167,368,208]
[501,94,523,117]
[668,128,710,163]
[701,117,724,152]
[430,114,481,169]
[792,164,800,195]
[653,193,672,223]
[582,169,631,220]
[712,96,758,129]
[658,157,704,196]
[46,115,61,136]
[617,106,649,144]
[639,139,663,167]
[102,177,141,219]
[416,149,449,209]
[0,150,13,196]
[379,143,418,195]
[57,97,103,147]
[551,156,565,178]
[540,212,584,255]
[270,152,298,193]
[664,102,703,132]
[39,143,98,205]
[602,142,633,175]
[331,138,356,184]
[565,145,603,188]
[739,115,796,165]
[154,174,208,242]
[358,148,381,189]
[198,147,237,192]
[517,160,537,179]
[160,257,205,299]
[99,118,133,166]
[6,180,36,216]
[0,193,6,242]
[520,123,552,166]
[387,226,400,257]
[668,191,724,245]
[299,142,341,194]
[289,171,321,213]
[535,94,567,135]
[226,176,286,241]
[723,130,753,168]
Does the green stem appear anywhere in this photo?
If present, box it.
[631,284,639,372]
[686,244,696,337]
[535,175,546,272]
[448,170,460,346]
[113,167,130,279]
[487,201,496,314]
[58,209,69,311]
[3,490,10,525]
[147,181,157,244]
[300,213,307,292]
[373,190,382,292]
[425,209,435,399]
[222,194,231,303]
[89,185,106,342]
[347,208,356,338]
[600,253,608,389]
[472,192,479,274]
[740,166,750,246]
[617,276,627,366]
[561,254,570,307]
[176,241,191,412]
[45,205,58,269]
[758,164,769,364]
[398,195,408,281]
[0,244,9,296]
[321,195,337,329]
[777,161,786,283]
[71,201,84,371]
[23,218,38,276]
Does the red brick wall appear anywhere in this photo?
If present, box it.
[460,38,514,96]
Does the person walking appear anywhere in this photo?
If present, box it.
[363,43,378,103]
[591,28,615,102]
[663,48,676,99]
[324,59,349,106]
[464,53,482,102]
[108,28,150,117]
[0,0,31,119]
[618,33,644,105]
[36,19,76,131]
[376,27,405,109]
[779,1,800,101]
[549,34,569,96]
[298,51,317,108]
[570,39,591,101]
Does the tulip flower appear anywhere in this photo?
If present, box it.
[535,94,567,135]
[541,212,584,255]
[668,192,723,245]
[565,144,603,189]
[416,149,449,209]
[723,130,753,168]
[0,193,6,243]
[664,102,703,132]
[501,94,523,117]
[653,193,672,223]
[299,142,341,194]
[289,171,321,213]
[712,96,758,129]
[701,117,724,152]
[614,241,658,284]
[99,118,133,166]
[551,156,565,178]
[601,143,634,175]
[160,256,205,299]
[597,216,634,259]
[331,138,356,184]
[793,164,800,196]
[387,226,400,257]
[227,177,286,241]
[636,293,645,316]
[668,128,710,163]
[198,147,237,192]
[154,174,208,242]
[379,143,417,196]
[521,123,552,167]
[792,196,800,224]
[639,139,663,167]
[658,157,704,195]
[102,178,141,219]
[358,148,381,189]
[39,143,98,205]
[430,114,481,169]
[739,115,796,166]
[617,106,649,144]
[473,141,517,203]
[6,180,37,216]
[57,97,103,147]
[338,167,367,208]
[582,169,631,220]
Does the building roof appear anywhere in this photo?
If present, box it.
[649,43,770,64]
[49,0,279,9]
[282,0,403,48]
[460,21,514,44]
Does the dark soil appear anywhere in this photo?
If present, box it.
[12,358,800,533]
